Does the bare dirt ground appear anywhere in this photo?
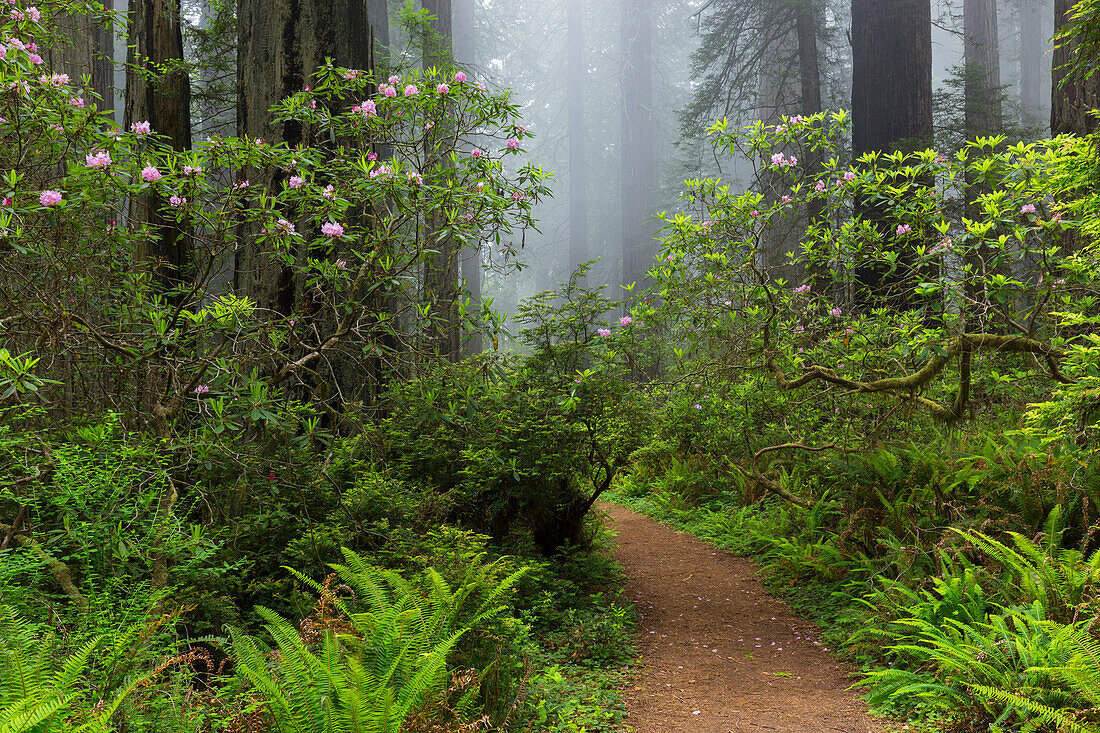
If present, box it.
[602,502,896,733]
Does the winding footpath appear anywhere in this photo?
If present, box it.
[603,503,895,733]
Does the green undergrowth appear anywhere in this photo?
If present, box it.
[607,437,1100,733]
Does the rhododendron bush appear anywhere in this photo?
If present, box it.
[645,111,1100,485]
[0,3,548,441]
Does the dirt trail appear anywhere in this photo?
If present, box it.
[603,502,892,733]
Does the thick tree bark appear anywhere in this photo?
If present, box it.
[964,0,1002,137]
[1020,0,1045,131]
[567,0,588,280]
[454,0,481,356]
[851,0,932,309]
[422,0,461,360]
[236,0,374,316]
[620,0,657,294]
[1052,0,1100,136]
[125,0,193,294]
[45,1,115,117]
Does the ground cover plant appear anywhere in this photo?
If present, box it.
[5,0,1100,730]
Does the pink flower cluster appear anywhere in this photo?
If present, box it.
[274,218,295,235]
[131,120,151,134]
[288,175,304,189]
[169,195,186,208]
[321,221,344,238]
[352,99,377,117]
[506,138,520,150]
[379,84,397,98]
[141,165,161,183]
[39,189,62,206]
[436,83,449,94]
[597,328,611,337]
[183,164,202,176]
[1020,203,1036,214]
[369,165,392,179]
[620,316,633,326]
[84,150,111,169]
[39,73,68,85]
[792,284,811,294]
[769,153,798,167]
[896,223,912,236]
[404,84,418,97]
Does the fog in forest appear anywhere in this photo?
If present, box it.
[411,0,1056,336]
[81,0,1057,341]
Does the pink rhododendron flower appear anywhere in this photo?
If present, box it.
[39,190,62,206]
[141,165,162,182]
[470,148,483,158]
[354,99,376,117]
[194,384,209,395]
[829,307,842,316]
[388,75,399,84]
[68,97,84,107]
[436,83,449,94]
[793,284,811,294]
[131,120,151,134]
[26,6,39,20]
[403,84,418,96]
[321,221,344,237]
[693,404,702,410]
[183,164,202,176]
[383,86,397,98]
[85,150,111,168]
[322,185,335,198]
[336,259,347,268]
[275,218,295,234]
[454,71,467,82]
[169,195,186,208]
[896,223,911,236]
[750,210,760,217]
[288,175,304,188]
[27,53,41,64]
[506,138,519,149]
[843,171,856,181]
[814,180,826,191]
[620,316,633,326]
[597,328,611,337]
[1020,203,1036,214]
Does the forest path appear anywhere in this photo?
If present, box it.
[601,502,894,733]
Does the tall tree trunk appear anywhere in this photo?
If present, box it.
[236,0,374,316]
[795,0,821,116]
[620,0,657,295]
[755,24,799,283]
[422,0,461,360]
[1052,0,1100,136]
[567,0,588,280]
[125,0,192,294]
[795,0,825,283]
[368,0,389,57]
[45,2,115,118]
[964,0,1002,137]
[454,0,481,356]
[1019,0,1045,131]
[851,0,932,308]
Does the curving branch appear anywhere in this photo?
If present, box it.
[765,332,1069,422]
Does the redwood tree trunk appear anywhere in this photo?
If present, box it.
[423,0,461,360]
[964,0,1002,137]
[454,0,481,356]
[1019,0,1045,131]
[851,0,932,309]
[567,0,588,279]
[236,0,373,316]
[1052,0,1100,136]
[620,0,657,294]
[125,0,192,294]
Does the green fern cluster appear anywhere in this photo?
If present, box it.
[862,514,1100,731]
[231,548,528,733]
[0,607,146,733]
